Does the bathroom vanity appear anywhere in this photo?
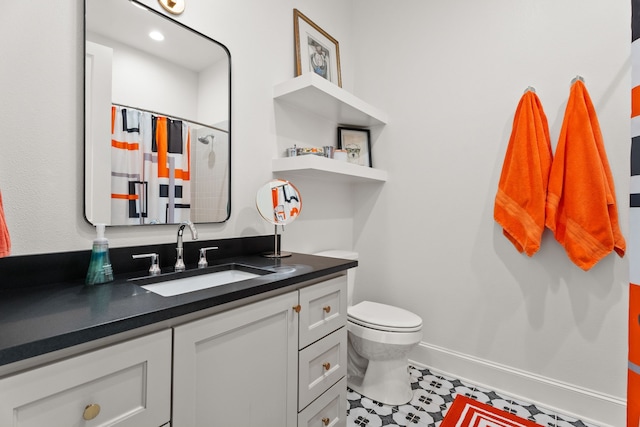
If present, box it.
[173,274,347,426]
[0,236,354,427]
[0,1,364,424]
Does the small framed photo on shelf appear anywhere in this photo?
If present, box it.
[293,9,342,87]
[338,127,372,167]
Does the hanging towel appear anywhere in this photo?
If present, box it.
[545,80,625,270]
[0,190,11,258]
[494,89,552,256]
[167,118,183,154]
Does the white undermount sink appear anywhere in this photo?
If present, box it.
[137,264,271,297]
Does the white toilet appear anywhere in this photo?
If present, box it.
[314,250,423,406]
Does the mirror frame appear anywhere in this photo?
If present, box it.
[83,0,232,227]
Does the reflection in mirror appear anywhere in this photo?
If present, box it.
[85,0,231,226]
[256,180,302,226]
[256,180,302,258]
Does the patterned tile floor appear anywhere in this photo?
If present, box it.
[346,365,599,427]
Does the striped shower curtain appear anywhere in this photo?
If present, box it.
[629,0,640,424]
[111,106,191,224]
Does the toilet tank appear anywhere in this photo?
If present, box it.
[314,250,358,307]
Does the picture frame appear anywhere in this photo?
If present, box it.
[338,127,372,167]
[293,9,342,87]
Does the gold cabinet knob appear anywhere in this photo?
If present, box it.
[293,304,301,313]
[322,417,330,425]
[323,362,331,371]
[323,306,331,313]
[83,403,101,421]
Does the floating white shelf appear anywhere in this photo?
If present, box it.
[273,73,388,127]
[272,156,388,184]
[273,74,389,184]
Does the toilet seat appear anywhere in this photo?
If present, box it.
[348,301,422,333]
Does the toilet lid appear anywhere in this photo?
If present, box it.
[348,301,422,332]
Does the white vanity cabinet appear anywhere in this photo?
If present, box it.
[0,329,172,427]
[172,290,300,427]
[298,377,347,427]
[297,275,348,427]
[298,275,347,348]
[172,274,348,427]
[0,272,349,427]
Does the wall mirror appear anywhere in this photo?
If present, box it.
[84,0,231,226]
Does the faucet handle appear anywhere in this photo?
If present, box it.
[132,253,161,276]
[198,246,219,269]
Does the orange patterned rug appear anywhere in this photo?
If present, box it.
[441,395,543,427]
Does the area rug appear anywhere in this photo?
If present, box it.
[441,395,543,427]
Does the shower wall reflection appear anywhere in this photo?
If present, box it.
[192,127,229,223]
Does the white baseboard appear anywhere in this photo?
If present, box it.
[409,341,625,427]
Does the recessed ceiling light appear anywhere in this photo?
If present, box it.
[149,31,165,41]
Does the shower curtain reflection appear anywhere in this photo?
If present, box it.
[111,105,199,225]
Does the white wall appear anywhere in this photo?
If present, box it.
[0,0,355,255]
[0,0,630,425]
[350,0,629,425]
[197,58,229,129]
[86,32,199,120]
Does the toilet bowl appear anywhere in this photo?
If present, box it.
[314,250,423,406]
[348,301,422,405]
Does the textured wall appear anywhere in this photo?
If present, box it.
[351,0,629,425]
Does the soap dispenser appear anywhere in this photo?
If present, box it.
[86,223,114,285]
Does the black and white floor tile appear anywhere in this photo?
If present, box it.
[346,365,600,427]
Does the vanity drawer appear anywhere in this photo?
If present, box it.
[0,330,171,427]
[298,377,347,427]
[299,275,347,349]
[298,326,347,410]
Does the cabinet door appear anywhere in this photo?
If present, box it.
[298,377,347,427]
[298,327,347,410]
[0,329,172,427]
[299,276,347,349]
[173,291,298,427]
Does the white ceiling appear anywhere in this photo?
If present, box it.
[85,0,227,72]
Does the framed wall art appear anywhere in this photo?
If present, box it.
[338,127,371,167]
[293,9,342,87]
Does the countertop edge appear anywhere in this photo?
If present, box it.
[0,256,355,370]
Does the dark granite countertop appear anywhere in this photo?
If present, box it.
[0,252,356,367]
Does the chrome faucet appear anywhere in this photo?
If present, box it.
[175,221,198,272]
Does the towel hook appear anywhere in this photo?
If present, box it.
[524,86,536,94]
[571,75,584,84]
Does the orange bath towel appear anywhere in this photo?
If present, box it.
[545,80,625,270]
[0,190,11,258]
[494,89,552,256]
